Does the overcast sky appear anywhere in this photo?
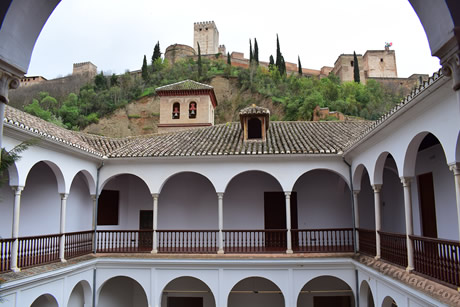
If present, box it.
[27,0,441,79]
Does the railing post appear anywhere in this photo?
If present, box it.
[449,163,460,241]
[10,186,23,272]
[59,193,68,262]
[152,193,159,253]
[353,190,360,251]
[285,191,293,254]
[217,192,224,254]
[372,184,382,259]
[401,177,414,272]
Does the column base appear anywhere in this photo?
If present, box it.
[151,249,158,254]
[286,249,293,254]
[374,255,381,260]
[11,267,21,273]
[405,266,414,273]
[60,258,67,263]
[217,249,224,254]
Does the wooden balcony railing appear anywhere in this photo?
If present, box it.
[379,231,408,268]
[17,234,60,268]
[96,230,153,253]
[223,230,287,253]
[410,235,460,288]
[158,230,218,253]
[0,238,14,272]
[292,228,354,253]
[65,231,93,259]
[358,228,376,256]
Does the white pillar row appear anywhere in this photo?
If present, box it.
[285,191,293,254]
[217,192,224,254]
[91,195,97,230]
[59,193,68,262]
[449,163,460,241]
[10,186,24,272]
[353,190,360,249]
[401,177,414,271]
[152,193,159,254]
[372,184,382,259]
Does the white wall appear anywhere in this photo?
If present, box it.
[412,144,458,240]
[294,170,352,229]
[224,171,281,230]
[67,172,93,232]
[98,276,148,307]
[297,276,354,307]
[161,277,216,307]
[381,166,405,233]
[0,172,15,238]
[358,172,375,229]
[67,283,85,307]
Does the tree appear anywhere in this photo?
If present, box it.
[275,34,282,71]
[141,55,149,82]
[227,52,231,65]
[249,39,253,63]
[110,74,118,87]
[254,38,259,66]
[94,72,108,91]
[152,41,161,66]
[197,42,202,78]
[280,55,286,76]
[298,56,302,76]
[353,51,360,83]
[269,55,275,71]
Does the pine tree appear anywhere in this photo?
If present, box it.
[249,39,253,63]
[141,55,149,82]
[298,56,302,76]
[254,38,259,66]
[227,52,231,65]
[269,55,275,71]
[197,42,202,79]
[353,51,360,83]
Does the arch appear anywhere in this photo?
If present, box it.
[6,161,19,187]
[455,131,460,163]
[30,294,58,307]
[71,169,96,195]
[25,160,66,194]
[381,295,398,307]
[189,101,197,119]
[293,168,351,191]
[67,280,92,307]
[353,164,369,191]
[359,280,375,307]
[228,276,285,307]
[172,102,180,119]
[159,171,216,194]
[403,131,448,177]
[99,172,151,194]
[98,276,148,307]
[161,276,216,307]
[224,170,283,193]
[297,275,354,307]
[248,118,262,139]
[373,152,392,185]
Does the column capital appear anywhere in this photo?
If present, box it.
[217,192,224,199]
[372,184,382,192]
[284,191,291,197]
[353,190,360,196]
[441,51,460,91]
[60,193,68,200]
[11,186,24,194]
[449,163,460,175]
[400,177,413,187]
[91,194,97,201]
[152,193,159,199]
[0,70,20,104]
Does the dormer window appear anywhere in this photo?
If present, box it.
[189,102,197,119]
[172,102,180,119]
[248,118,262,139]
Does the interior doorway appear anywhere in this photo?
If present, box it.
[417,172,438,238]
[264,192,298,249]
[139,210,153,249]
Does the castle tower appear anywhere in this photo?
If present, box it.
[156,80,218,134]
[193,21,219,55]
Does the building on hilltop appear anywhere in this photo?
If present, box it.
[72,61,97,78]
[194,21,220,55]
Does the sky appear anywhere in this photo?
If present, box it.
[27,0,441,80]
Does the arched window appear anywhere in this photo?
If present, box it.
[189,101,197,119]
[248,118,262,139]
[172,102,180,119]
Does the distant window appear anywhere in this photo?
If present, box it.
[189,101,197,119]
[172,102,180,119]
[380,58,384,62]
[248,118,262,139]
[97,190,119,225]
[350,61,354,67]
[199,28,202,31]
[205,27,208,30]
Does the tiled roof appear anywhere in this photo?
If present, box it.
[239,105,270,116]
[156,80,213,92]
[106,121,373,158]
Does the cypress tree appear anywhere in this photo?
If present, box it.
[227,52,231,65]
[280,55,286,76]
[254,38,259,66]
[197,42,202,78]
[269,55,275,71]
[275,34,281,71]
[152,41,161,72]
[141,55,149,82]
[249,39,253,63]
[353,51,360,83]
[298,56,302,76]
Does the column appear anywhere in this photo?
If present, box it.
[401,177,414,271]
[285,191,293,254]
[353,190,360,249]
[217,193,224,254]
[59,193,68,262]
[450,163,460,241]
[91,194,97,229]
[372,184,382,259]
[152,193,159,253]
[10,186,23,272]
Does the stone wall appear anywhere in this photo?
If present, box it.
[193,21,219,55]
[164,44,196,64]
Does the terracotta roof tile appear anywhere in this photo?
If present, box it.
[156,80,213,92]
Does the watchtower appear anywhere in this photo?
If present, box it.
[193,21,219,55]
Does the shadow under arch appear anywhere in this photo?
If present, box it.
[403,131,447,178]
[99,172,151,195]
[297,275,354,307]
[25,160,66,193]
[158,170,217,194]
[381,295,398,307]
[456,131,460,163]
[71,169,96,195]
[359,280,375,307]
[97,275,148,307]
[30,293,59,307]
[224,169,283,193]
[353,164,370,191]
[292,168,351,192]
[160,276,216,307]
[228,276,285,307]
[67,280,92,307]
[373,151,395,186]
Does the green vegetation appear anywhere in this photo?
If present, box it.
[353,51,360,83]
[298,56,302,76]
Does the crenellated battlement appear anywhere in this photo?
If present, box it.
[193,21,219,55]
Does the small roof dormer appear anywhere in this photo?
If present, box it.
[239,104,270,142]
